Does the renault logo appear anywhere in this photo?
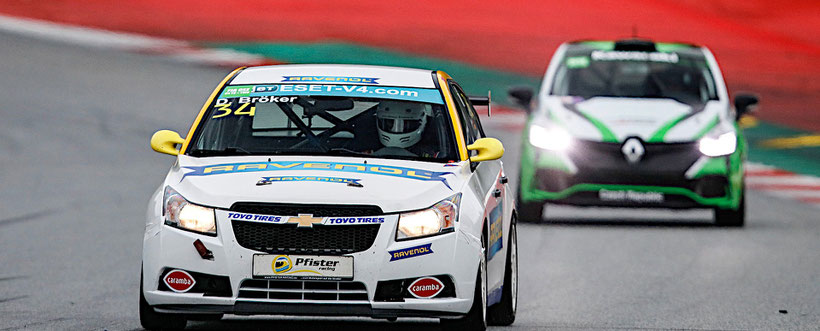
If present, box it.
[287,214,324,228]
[621,138,645,163]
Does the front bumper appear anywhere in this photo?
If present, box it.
[142,209,480,318]
[519,140,743,209]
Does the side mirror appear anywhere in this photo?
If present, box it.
[507,86,534,113]
[151,130,185,156]
[734,93,759,119]
[467,137,505,162]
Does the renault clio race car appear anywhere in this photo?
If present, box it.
[510,39,758,226]
[141,64,518,330]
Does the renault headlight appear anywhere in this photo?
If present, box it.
[396,193,461,240]
[529,124,572,151]
[698,131,737,157]
[163,187,216,235]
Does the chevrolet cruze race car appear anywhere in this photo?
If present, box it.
[141,64,518,330]
[510,39,758,226]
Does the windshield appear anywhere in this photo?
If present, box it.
[550,49,718,104]
[188,83,459,162]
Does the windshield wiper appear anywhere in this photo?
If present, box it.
[189,147,252,157]
[326,148,371,157]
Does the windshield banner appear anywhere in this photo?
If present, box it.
[220,84,444,104]
[182,161,455,189]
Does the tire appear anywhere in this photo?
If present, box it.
[714,185,745,227]
[488,220,517,326]
[140,273,187,331]
[441,238,487,330]
[516,185,543,223]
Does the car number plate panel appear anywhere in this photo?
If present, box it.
[252,254,353,280]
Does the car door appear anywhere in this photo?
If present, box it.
[447,81,509,297]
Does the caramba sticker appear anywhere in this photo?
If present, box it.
[182,161,454,189]
[282,76,379,84]
[487,200,503,260]
[256,176,361,186]
[389,243,433,261]
[590,50,679,63]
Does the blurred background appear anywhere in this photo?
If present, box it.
[0,1,817,330]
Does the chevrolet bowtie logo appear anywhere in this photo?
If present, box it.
[287,214,324,228]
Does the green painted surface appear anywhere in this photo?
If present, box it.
[648,113,689,142]
[743,121,820,177]
[694,115,720,139]
[207,42,540,105]
[576,110,619,142]
[209,41,819,177]
[692,157,729,179]
[522,183,736,208]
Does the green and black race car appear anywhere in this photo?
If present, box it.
[509,39,758,226]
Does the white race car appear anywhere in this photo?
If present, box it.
[141,64,518,330]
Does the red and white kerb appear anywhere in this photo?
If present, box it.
[407,277,445,298]
[163,269,196,293]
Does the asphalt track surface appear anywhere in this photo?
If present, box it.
[0,32,818,330]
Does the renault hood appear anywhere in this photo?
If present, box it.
[542,96,728,143]
[164,155,466,213]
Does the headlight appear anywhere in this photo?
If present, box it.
[163,187,216,235]
[396,193,461,240]
[529,124,572,151]
[698,131,737,157]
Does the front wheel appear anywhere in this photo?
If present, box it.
[516,185,543,223]
[441,241,487,330]
[714,186,745,227]
[488,220,517,326]
[140,273,187,331]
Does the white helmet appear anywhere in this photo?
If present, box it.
[376,101,428,148]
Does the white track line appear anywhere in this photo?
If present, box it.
[0,14,270,67]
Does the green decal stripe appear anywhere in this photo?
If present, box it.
[692,157,729,179]
[525,183,736,208]
[694,115,720,139]
[206,42,540,106]
[577,110,618,142]
[578,41,615,50]
[648,113,689,143]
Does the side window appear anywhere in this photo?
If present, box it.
[448,82,484,146]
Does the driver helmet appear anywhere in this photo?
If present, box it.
[376,100,429,148]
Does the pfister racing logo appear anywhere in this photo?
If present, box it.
[407,277,445,298]
[389,243,433,261]
[182,161,454,189]
[163,269,196,293]
[282,76,379,84]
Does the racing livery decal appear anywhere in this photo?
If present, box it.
[218,84,444,104]
[256,176,362,186]
[228,212,387,226]
[252,255,353,280]
[163,269,196,293]
[389,243,433,261]
[282,76,379,84]
[407,277,445,298]
[182,161,454,189]
[487,200,504,260]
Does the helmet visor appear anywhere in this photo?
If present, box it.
[378,118,422,134]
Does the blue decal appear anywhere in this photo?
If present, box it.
[257,176,361,186]
[235,84,444,104]
[389,244,433,261]
[227,212,284,223]
[282,76,379,84]
[182,161,454,189]
[487,286,503,306]
[326,217,385,224]
[487,200,504,260]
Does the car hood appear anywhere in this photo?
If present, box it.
[543,96,727,143]
[164,155,466,213]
